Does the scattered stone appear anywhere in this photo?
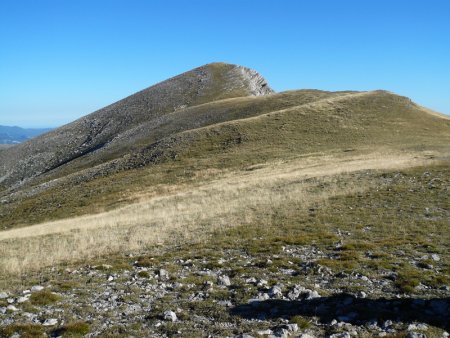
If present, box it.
[406,333,427,338]
[217,275,231,287]
[286,323,299,332]
[218,300,233,307]
[31,285,44,292]
[163,310,177,322]
[296,334,315,338]
[257,279,268,287]
[408,324,428,331]
[17,296,29,303]
[431,254,440,261]
[328,333,351,338]
[6,305,19,312]
[382,320,393,329]
[245,277,257,285]
[257,329,273,335]
[268,285,283,298]
[159,269,170,281]
[43,318,58,326]
[305,289,320,300]
[107,275,114,282]
[0,292,8,299]
[357,291,367,298]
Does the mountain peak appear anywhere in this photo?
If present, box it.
[195,62,274,97]
[0,63,273,188]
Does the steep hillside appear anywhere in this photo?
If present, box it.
[0,63,272,190]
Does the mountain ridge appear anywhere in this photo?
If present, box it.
[0,63,449,228]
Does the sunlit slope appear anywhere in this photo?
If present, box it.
[0,89,449,229]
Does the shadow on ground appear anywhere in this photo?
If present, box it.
[230,294,450,330]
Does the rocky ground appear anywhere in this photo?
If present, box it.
[0,166,449,338]
[0,245,448,337]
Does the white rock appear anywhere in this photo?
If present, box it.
[163,310,177,322]
[31,285,44,292]
[257,279,268,287]
[217,275,231,286]
[382,320,393,329]
[431,254,440,261]
[245,277,257,284]
[268,285,283,298]
[0,292,8,299]
[287,323,298,332]
[107,275,114,282]
[7,298,14,304]
[328,333,351,338]
[357,291,367,298]
[17,296,29,303]
[159,269,170,281]
[405,333,427,338]
[257,329,273,335]
[43,318,58,326]
[6,305,19,312]
[271,328,289,337]
[408,324,428,331]
[305,290,320,300]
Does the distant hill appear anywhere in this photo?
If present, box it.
[0,125,52,144]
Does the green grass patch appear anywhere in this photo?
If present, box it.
[29,289,61,306]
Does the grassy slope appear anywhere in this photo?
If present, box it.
[35,90,352,180]
[0,163,448,337]
[1,90,449,229]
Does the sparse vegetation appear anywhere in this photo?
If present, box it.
[29,290,61,306]
[0,323,45,338]
[52,321,90,337]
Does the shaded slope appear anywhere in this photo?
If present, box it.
[0,62,273,189]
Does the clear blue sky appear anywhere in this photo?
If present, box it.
[1,0,449,127]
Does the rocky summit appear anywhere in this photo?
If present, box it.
[0,63,449,337]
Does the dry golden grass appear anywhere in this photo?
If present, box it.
[0,150,439,280]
